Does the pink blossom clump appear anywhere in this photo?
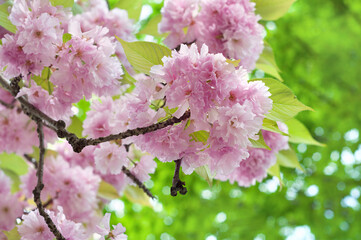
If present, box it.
[20,155,101,224]
[134,44,272,176]
[96,213,127,240]
[158,0,200,49]
[0,170,23,231]
[0,0,67,79]
[71,0,135,68]
[218,123,290,187]
[18,207,87,240]
[93,142,128,175]
[159,0,265,71]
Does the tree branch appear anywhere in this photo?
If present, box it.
[170,159,187,196]
[121,166,155,199]
[32,120,65,240]
[0,75,191,153]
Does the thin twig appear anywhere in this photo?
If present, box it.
[122,166,155,199]
[32,120,65,240]
[170,159,187,196]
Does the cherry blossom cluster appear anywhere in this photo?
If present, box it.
[159,0,265,71]
[83,44,272,176]
[216,123,290,186]
[0,0,299,239]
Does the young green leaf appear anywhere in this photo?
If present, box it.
[277,148,304,171]
[0,153,28,176]
[226,59,241,67]
[189,130,210,145]
[195,165,213,187]
[124,185,152,207]
[1,168,21,193]
[138,14,167,38]
[256,42,283,81]
[250,131,271,150]
[112,0,142,20]
[0,3,17,33]
[262,118,288,136]
[98,181,120,200]
[285,118,325,146]
[116,38,172,74]
[253,78,313,122]
[3,226,21,240]
[253,0,296,21]
[267,162,283,188]
[50,0,74,8]
[67,115,84,138]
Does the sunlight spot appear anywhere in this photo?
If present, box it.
[330,151,340,161]
[344,128,359,143]
[341,148,355,165]
[201,190,213,199]
[266,21,277,31]
[108,199,124,218]
[314,127,324,136]
[215,212,227,223]
[206,235,217,240]
[323,162,337,175]
[305,185,319,197]
[297,144,307,153]
[139,5,153,21]
[324,210,334,219]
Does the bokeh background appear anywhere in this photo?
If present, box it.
[106,0,361,239]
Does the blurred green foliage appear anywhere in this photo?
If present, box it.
[107,0,361,239]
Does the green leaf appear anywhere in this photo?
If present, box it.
[113,0,142,20]
[254,78,313,122]
[138,14,167,38]
[226,59,241,68]
[276,148,304,171]
[157,106,178,122]
[66,115,83,138]
[62,33,72,43]
[72,3,83,15]
[250,131,271,150]
[253,0,296,21]
[0,153,28,176]
[150,99,165,111]
[50,0,74,8]
[74,98,90,122]
[262,118,288,135]
[3,226,21,240]
[30,147,57,162]
[1,168,21,193]
[32,67,54,94]
[0,4,17,33]
[285,118,325,146]
[98,181,120,200]
[267,163,283,187]
[124,185,152,207]
[256,42,283,81]
[116,38,172,74]
[195,165,213,187]
[189,130,210,145]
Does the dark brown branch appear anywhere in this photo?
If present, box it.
[0,75,191,153]
[122,166,155,199]
[61,110,191,153]
[170,159,187,196]
[173,40,196,51]
[32,120,65,240]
